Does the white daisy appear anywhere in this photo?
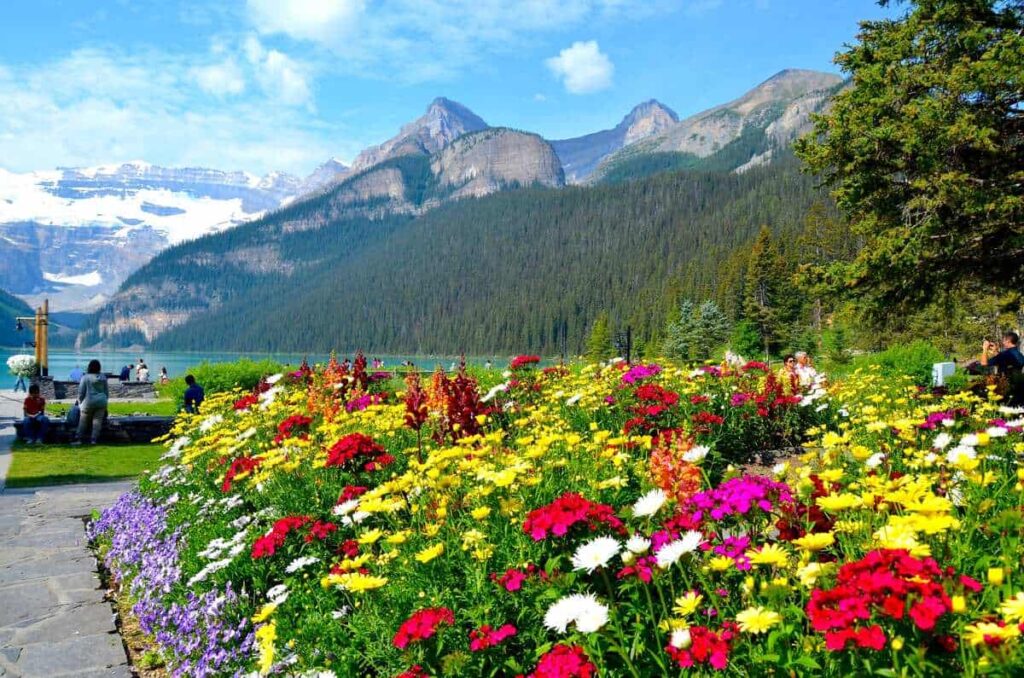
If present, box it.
[266,584,289,604]
[670,628,692,649]
[481,383,509,403]
[332,499,360,516]
[960,434,979,447]
[986,426,1008,438]
[625,534,651,554]
[565,394,583,406]
[946,445,977,466]
[655,530,705,569]
[571,537,620,573]
[932,432,952,449]
[198,414,223,432]
[632,489,668,518]
[682,445,709,463]
[865,453,885,469]
[544,593,609,634]
[285,556,320,574]
[265,373,284,384]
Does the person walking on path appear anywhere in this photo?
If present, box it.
[183,374,205,414]
[21,383,50,444]
[73,359,108,446]
[13,373,27,392]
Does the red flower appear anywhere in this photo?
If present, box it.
[338,485,368,503]
[510,355,541,370]
[528,644,596,678]
[325,433,392,471]
[392,607,455,649]
[692,411,724,426]
[251,516,310,559]
[221,455,263,493]
[395,666,428,678]
[305,520,338,543]
[665,623,737,671]
[806,549,957,652]
[522,492,625,541]
[273,414,313,444]
[469,623,517,651]
[233,393,259,410]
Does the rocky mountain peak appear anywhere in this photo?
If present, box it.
[620,99,680,146]
[350,97,489,172]
[728,68,843,115]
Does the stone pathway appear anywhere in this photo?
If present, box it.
[0,398,133,677]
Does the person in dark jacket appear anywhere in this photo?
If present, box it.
[982,331,1024,406]
[183,374,205,414]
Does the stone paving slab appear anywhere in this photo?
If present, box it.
[0,424,133,678]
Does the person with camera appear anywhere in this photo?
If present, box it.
[982,331,1024,406]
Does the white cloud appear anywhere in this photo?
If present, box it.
[245,0,664,83]
[545,41,614,94]
[247,0,365,43]
[0,48,335,175]
[243,36,312,107]
[191,59,246,96]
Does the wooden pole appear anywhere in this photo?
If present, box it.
[40,299,49,377]
[34,305,42,377]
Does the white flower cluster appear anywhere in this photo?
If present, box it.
[187,557,233,586]
[6,354,36,377]
[571,537,620,573]
[544,593,609,633]
[198,527,249,561]
[655,530,705,569]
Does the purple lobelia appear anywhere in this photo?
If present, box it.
[89,491,255,677]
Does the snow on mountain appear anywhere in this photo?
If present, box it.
[0,161,316,312]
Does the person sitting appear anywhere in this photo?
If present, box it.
[69,364,83,382]
[21,384,50,444]
[183,374,205,414]
[795,351,819,387]
[982,331,1024,405]
[159,367,169,384]
[137,363,150,382]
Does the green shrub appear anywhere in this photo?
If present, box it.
[159,358,284,409]
[857,340,945,386]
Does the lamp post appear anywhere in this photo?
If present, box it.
[15,299,49,377]
[613,326,632,365]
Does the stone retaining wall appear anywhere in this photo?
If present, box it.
[14,415,174,444]
[33,376,157,401]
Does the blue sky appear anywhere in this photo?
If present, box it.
[0,0,897,177]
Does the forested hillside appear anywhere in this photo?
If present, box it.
[135,155,825,355]
[0,288,32,347]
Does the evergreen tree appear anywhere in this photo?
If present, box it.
[730,320,763,359]
[796,0,1024,317]
[662,299,697,360]
[693,300,730,360]
[585,312,614,362]
[742,227,790,358]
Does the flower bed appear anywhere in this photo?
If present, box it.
[89,356,1024,676]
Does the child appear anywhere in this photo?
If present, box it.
[21,384,50,444]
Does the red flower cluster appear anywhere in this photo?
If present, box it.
[221,455,263,493]
[510,355,541,370]
[635,384,680,406]
[403,373,429,432]
[528,644,596,678]
[395,666,428,678]
[665,622,738,671]
[251,516,309,559]
[337,485,368,503]
[273,414,313,444]
[392,607,455,650]
[522,492,625,541]
[469,623,517,651]
[491,563,549,591]
[251,515,338,558]
[233,393,259,410]
[806,549,956,651]
[692,411,725,427]
[325,433,394,472]
[650,429,704,505]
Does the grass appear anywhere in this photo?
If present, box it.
[4,441,163,488]
[46,400,179,417]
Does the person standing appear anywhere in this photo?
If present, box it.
[183,374,205,414]
[982,331,1024,405]
[69,364,83,382]
[13,372,27,392]
[73,360,108,446]
[21,384,50,444]
[119,364,131,383]
[137,362,150,382]
[159,366,169,384]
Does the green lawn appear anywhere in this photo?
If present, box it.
[46,400,179,417]
[4,441,164,488]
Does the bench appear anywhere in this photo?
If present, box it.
[13,415,175,445]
